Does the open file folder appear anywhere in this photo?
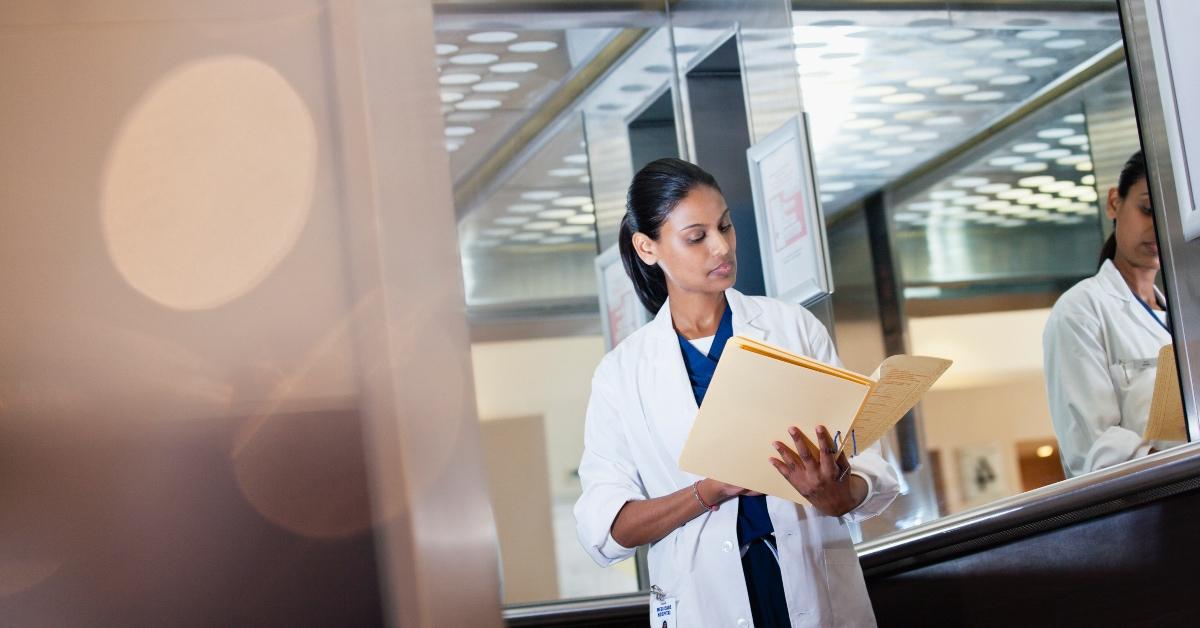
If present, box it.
[1144,343,1188,442]
[677,335,951,506]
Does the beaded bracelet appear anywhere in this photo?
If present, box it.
[692,480,718,512]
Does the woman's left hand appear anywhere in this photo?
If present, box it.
[769,424,867,517]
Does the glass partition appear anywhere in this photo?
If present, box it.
[432,0,1190,608]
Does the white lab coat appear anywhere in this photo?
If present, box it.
[1043,259,1174,478]
[574,289,900,628]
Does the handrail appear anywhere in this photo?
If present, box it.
[857,441,1200,572]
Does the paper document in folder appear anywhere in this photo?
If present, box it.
[677,336,950,505]
[1144,344,1187,443]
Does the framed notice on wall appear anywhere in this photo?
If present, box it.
[746,114,834,306]
[1143,0,1200,240]
[595,244,651,351]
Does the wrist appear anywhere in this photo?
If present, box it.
[699,479,731,504]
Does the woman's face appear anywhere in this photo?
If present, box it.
[633,184,737,298]
[1107,177,1159,271]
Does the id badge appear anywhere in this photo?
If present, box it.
[649,586,677,628]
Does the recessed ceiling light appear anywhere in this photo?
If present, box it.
[1057,154,1091,165]
[907,76,952,89]
[1045,38,1087,50]
[991,48,1031,60]
[553,225,589,235]
[444,141,461,152]
[540,235,573,245]
[990,156,1025,166]
[1013,142,1051,153]
[952,177,990,188]
[895,109,936,121]
[435,43,459,56]
[1037,148,1072,159]
[444,125,475,137]
[491,62,539,74]
[998,188,1034,200]
[563,153,588,165]
[509,40,559,53]
[468,31,518,44]
[952,195,989,206]
[567,214,596,225]
[549,167,586,177]
[446,111,490,122]
[450,53,500,65]
[1063,113,1086,124]
[820,194,835,203]
[979,200,1012,211]
[552,196,592,207]
[936,84,979,96]
[473,81,520,92]
[1017,57,1058,68]
[539,209,575,219]
[1019,176,1057,187]
[930,189,966,200]
[882,92,927,104]
[508,203,543,213]
[456,99,502,110]
[495,216,529,225]
[1018,30,1060,40]
[1060,135,1089,146]
[822,181,855,192]
[924,116,964,127]
[1037,128,1075,139]
[1039,181,1076,193]
[440,73,481,85]
[1018,194,1053,206]
[481,227,516,237]
[1075,161,1094,172]
[1013,162,1049,172]
[1081,174,1096,185]
[521,190,560,201]
[524,221,559,231]
[440,91,464,104]
[964,91,1006,102]
[992,74,1033,86]
[510,232,541,241]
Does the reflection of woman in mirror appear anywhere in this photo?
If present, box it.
[574,159,899,626]
[1044,151,1175,478]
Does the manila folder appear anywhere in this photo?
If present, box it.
[677,337,871,505]
[1144,344,1187,442]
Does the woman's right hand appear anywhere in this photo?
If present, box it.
[702,479,762,503]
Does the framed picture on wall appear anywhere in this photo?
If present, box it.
[745,114,834,306]
[595,243,651,351]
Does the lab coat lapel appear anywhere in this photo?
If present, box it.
[1097,260,1170,343]
[639,300,700,470]
[727,289,769,343]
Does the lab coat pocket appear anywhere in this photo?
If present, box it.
[822,548,875,628]
[1113,357,1156,387]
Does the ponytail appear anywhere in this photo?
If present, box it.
[619,158,722,314]
[1098,231,1116,268]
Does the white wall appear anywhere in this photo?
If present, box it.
[909,308,1060,512]
[471,335,606,499]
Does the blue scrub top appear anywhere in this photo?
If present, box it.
[676,304,774,546]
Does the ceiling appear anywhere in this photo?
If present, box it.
[433,5,1129,307]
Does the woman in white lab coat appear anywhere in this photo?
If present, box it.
[1044,151,1175,478]
[574,158,900,627]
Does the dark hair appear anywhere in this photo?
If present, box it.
[1099,150,1148,267]
[619,158,722,313]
